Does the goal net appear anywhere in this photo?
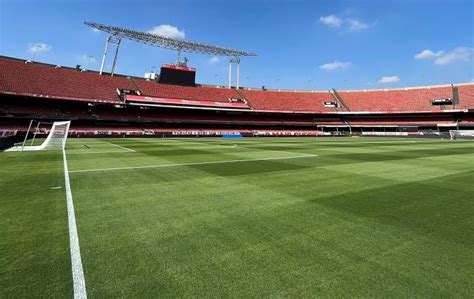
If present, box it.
[5,121,71,152]
[449,130,474,140]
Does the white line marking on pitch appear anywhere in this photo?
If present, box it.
[70,154,318,174]
[63,150,87,298]
[104,141,136,152]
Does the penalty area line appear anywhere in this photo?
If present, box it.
[63,150,87,299]
[104,141,136,152]
[70,154,318,174]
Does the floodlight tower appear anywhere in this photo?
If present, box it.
[31,44,46,61]
[99,34,121,76]
[228,56,241,89]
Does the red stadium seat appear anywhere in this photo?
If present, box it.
[241,89,337,113]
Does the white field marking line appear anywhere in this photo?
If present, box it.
[63,150,87,299]
[69,154,318,174]
[103,141,136,152]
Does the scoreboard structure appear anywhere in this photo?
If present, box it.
[159,64,196,86]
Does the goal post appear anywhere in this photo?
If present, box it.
[5,121,71,152]
[449,130,474,140]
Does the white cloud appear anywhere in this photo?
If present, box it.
[92,28,100,33]
[378,76,400,84]
[320,61,351,71]
[320,14,370,31]
[27,42,51,53]
[434,47,472,65]
[415,49,444,59]
[319,15,343,27]
[147,25,185,39]
[209,56,220,65]
[415,47,472,65]
[348,19,369,31]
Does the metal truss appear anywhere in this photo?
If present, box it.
[85,21,256,57]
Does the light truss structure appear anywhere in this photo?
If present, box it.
[85,21,256,57]
[85,22,256,87]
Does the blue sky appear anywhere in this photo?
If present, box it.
[0,0,473,90]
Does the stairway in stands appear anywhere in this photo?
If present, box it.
[129,77,143,95]
[331,89,351,111]
[235,89,255,109]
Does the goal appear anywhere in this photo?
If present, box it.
[6,121,71,152]
[449,130,474,140]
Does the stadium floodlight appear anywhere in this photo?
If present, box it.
[84,21,257,57]
[84,21,256,88]
[6,121,71,152]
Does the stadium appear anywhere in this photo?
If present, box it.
[1,2,473,298]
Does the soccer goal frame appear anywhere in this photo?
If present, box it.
[6,120,71,152]
[449,130,474,140]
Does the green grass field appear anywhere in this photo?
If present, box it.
[1,137,473,297]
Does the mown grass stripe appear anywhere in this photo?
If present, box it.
[69,154,318,173]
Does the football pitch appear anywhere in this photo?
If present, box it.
[1,137,473,297]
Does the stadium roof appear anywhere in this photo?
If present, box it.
[84,21,257,57]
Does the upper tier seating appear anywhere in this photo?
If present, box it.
[241,89,336,113]
[1,56,473,113]
[135,81,241,103]
[240,84,473,112]
[0,56,242,104]
[457,84,474,109]
[337,86,453,112]
[0,57,134,103]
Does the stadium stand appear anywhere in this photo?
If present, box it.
[0,56,130,103]
[457,84,474,108]
[337,86,454,112]
[0,55,473,138]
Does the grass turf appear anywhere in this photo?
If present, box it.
[1,137,473,297]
